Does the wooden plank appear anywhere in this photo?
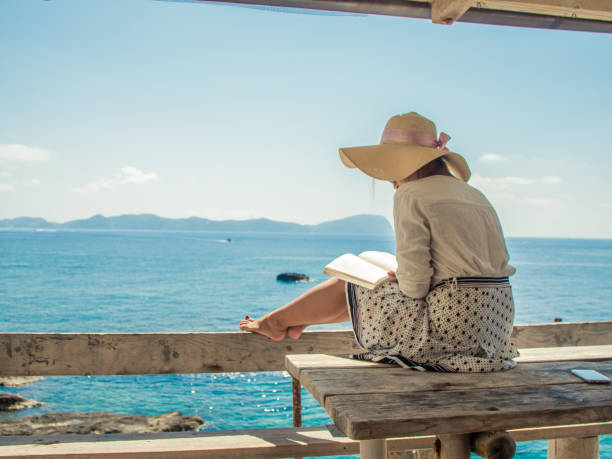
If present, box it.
[459,6,612,32]
[294,360,612,407]
[0,331,362,376]
[511,322,612,348]
[0,423,609,458]
[0,427,434,458]
[193,0,612,32]
[517,345,612,362]
[475,0,612,22]
[285,345,612,379]
[324,382,612,439]
[0,322,610,376]
[548,436,599,459]
[510,421,612,441]
[285,353,392,379]
[431,0,471,24]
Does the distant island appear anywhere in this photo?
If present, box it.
[0,214,393,236]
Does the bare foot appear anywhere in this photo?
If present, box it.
[239,315,287,341]
[286,325,306,339]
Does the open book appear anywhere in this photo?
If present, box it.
[323,251,398,290]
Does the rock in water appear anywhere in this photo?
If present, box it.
[0,411,205,436]
[0,393,44,411]
[276,272,310,282]
[0,376,44,387]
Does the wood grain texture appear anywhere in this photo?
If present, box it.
[431,0,471,24]
[326,383,612,439]
[476,0,612,21]
[510,422,612,441]
[292,359,612,408]
[0,331,361,376]
[510,322,612,347]
[1,423,610,458]
[191,0,612,32]
[0,427,434,458]
[548,436,599,459]
[1,321,610,376]
[517,345,612,362]
[436,434,470,459]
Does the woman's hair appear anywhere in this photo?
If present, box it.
[412,157,450,180]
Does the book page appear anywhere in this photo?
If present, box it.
[357,251,397,272]
[323,253,389,288]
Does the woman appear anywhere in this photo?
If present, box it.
[240,112,518,372]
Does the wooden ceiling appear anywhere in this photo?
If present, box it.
[201,0,612,33]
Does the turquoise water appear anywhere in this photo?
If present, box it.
[1,230,611,457]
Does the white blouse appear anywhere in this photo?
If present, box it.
[393,175,515,298]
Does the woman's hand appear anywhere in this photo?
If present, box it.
[387,270,398,283]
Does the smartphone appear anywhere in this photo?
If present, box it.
[571,369,611,384]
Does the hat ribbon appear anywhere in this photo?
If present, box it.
[381,129,451,151]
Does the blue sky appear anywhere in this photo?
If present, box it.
[1,0,611,237]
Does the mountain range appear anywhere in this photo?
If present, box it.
[0,214,393,235]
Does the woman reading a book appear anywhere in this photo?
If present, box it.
[240,112,518,372]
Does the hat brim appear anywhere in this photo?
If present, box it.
[339,144,471,182]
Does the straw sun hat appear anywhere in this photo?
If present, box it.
[339,112,471,182]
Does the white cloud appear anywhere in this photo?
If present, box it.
[542,176,563,184]
[0,171,9,178]
[74,166,159,192]
[472,173,563,190]
[470,173,534,193]
[480,153,506,163]
[0,179,40,192]
[522,197,551,206]
[0,144,51,162]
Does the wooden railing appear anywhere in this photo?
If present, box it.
[0,321,611,458]
[2,321,611,376]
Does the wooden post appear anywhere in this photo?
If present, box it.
[548,436,599,459]
[292,377,302,428]
[292,377,303,459]
[471,431,516,458]
[435,434,471,459]
[361,439,387,459]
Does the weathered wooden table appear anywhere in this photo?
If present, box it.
[286,348,612,459]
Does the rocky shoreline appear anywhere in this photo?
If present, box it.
[1,378,205,436]
[0,411,205,436]
[0,377,44,387]
[0,393,44,411]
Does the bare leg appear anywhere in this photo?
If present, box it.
[239,278,349,340]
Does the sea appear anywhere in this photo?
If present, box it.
[1,230,611,458]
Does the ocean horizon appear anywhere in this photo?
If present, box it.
[1,229,610,458]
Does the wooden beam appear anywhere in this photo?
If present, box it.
[189,0,612,33]
[474,0,612,22]
[0,322,610,376]
[0,427,434,458]
[0,423,609,458]
[0,331,361,376]
[431,0,472,24]
[510,321,612,347]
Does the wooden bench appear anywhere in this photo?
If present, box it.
[287,347,612,458]
[0,321,611,458]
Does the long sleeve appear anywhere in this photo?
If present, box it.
[393,192,433,299]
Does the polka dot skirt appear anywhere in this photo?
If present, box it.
[346,279,519,372]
